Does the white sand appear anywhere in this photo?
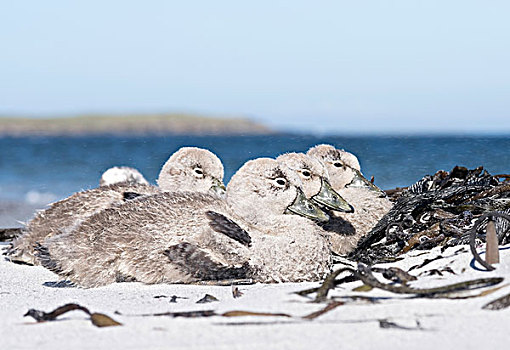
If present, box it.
[1,242,509,350]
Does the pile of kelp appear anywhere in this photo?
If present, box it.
[350,166,510,264]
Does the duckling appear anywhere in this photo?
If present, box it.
[99,166,149,187]
[6,147,225,265]
[307,144,362,189]
[305,145,361,174]
[307,144,393,255]
[226,158,332,283]
[276,153,353,213]
[157,147,225,196]
[35,158,332,287]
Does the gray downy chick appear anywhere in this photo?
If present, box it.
[226,158,333,283]
[157,147,225,196]
[276,153,353,213]
[6,147,226,265]
[276,152,358,256]
[307,144,393,255]
[99,166,149,187]
[35,158,332,287]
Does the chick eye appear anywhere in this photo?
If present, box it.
[301,170,311,179]
[271,177,287,188]
[333,162,343,168]
[193,167,204,177]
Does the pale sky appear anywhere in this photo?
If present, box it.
[1,1,509,134]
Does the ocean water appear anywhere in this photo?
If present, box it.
[1,134,509,206]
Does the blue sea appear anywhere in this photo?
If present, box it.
[1,134,509,226]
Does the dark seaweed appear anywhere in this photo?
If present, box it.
[379,319,424,330]
[232,286,243,298]
[313,268,357,302]
[350,166,510,264]
[356,263,503,297]
[24,303,121,327]
[371,267,417,284]
[469,212,510,271]
[24,303,90,322]
[145,310,217,318]
[302,301,345,320]
[196,294,219,304]
[295,274,359,297]
[482,292,510,310]
[0,228,22,241]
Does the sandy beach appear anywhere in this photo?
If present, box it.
[1,241,509,350]
[2,1,509,347]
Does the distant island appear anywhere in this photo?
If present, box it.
[0,114,273,136]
